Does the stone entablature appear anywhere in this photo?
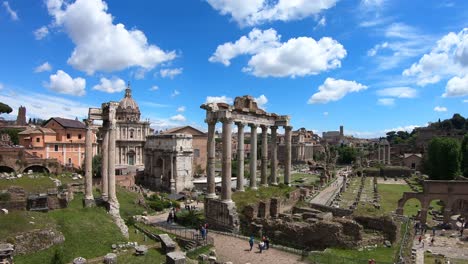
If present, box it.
[143,134,194,193]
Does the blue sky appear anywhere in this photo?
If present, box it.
[0,0,467,138]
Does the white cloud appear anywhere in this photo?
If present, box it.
[361,0,386,8]
[403,28,468,87]
[254,94,268,109]
[170,114,186,122]
[323,111,329,116]
[377,98,395,106]
[46,0,176,74]
[376,87,418,98]
[45,70,86,96]
[34,62,52,73]
[140,101,170,108]
[463,99,468,103]
[92,77,126,93]
[443,75,468,97]
[176,106,186,112]
[160,68,183,79]
[0,91,91,120]
[210,28,346,78]
[308,78,368,104]
[206,0,338,27]
[434,106,448,112]
[347,124,424,139]
[314,16,326,30]
[3,1,18,21]
[149,85,159,91]
[34,26,49,40]
[171,89,180,97]
[133,68,147,80]
[367,42,388,56]
[205,96,233,104]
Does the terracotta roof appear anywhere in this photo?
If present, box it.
[44,117,86,129]
[18,127,56,135]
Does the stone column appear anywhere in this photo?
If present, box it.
[270,126,278,185]
[108,118,117,204]
[101,126,109,201]
[84,119,94,206]
[221,118,233,202]
[170,153,176,194]
[260,125,268,187]
[206,120,217,198]
[378,144,381,163]
[284,126,292,186]
[236,122,245,192]
[249,124,258,190]
[387,144,391,165]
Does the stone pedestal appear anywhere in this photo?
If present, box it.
[104,253,117,264]
[73,257,87,264]
[204,198,239,233]
[166,251,186,264]
[83,198,95,208]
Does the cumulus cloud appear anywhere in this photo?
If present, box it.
[308,78,368,104]
[206,0,337,27]
[149,85,159,91]
[170,114,186,122]
[45,70,86,96]
[3,1,18,21]
[403,28,468,88]
[160,68,183,79]
[171,90,180,97]
[210,28,346,78]
[377,98,395,106]
[34,62,52,73]
[176,106,186,112]
[34,26,49,40]
[434,106,448,112]
[376,87,418,98]
[92,77,126,93]
[443,75,468,97]
[45,0,176,74]
[205,96,233,104]
[254,94,268,109]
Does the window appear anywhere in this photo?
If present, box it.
[68,158,72,165]
[36,137,40,143]
[194,149,200,158]
[67,133,71,139]
[54,145,59,151]
[78,134,82,139]
[130,131,134,138]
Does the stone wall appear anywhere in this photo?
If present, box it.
[205,198,239,233]
[308,203,353,217]
[0,187,27,211]
[363,167,412,178]
[354,215,398,242]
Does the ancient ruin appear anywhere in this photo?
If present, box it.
[378,138,391,165]
[200,95,291,232]
[397,180,468,224]
[85,102,128,237]
[142,133,194,193]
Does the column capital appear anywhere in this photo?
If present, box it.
[284,125,293,131]
[85,118,93,127]
[235,121,245,128]
[219,117,233,124]
[249,123,258,129]
[205,118,218,125]
[260,124,269,130]
[270,125,278,130]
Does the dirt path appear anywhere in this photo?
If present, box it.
[310,176,343,205]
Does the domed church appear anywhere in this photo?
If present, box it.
[115,84,151,170]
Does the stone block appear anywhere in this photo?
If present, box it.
[166,251,186,264]
[104,253,117,264]
[158,234,176,253]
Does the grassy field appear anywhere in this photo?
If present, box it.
[290,173,320,185]
[307,246,395,264]
[232,185,294,211]
[116,186,148,221]
[0,210,55,239]
[0,173,83,192]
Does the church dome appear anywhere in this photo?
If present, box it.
[117,83,141,122]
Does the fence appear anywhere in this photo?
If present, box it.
[152,221,214,248]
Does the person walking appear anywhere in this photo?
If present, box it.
[259,241,265,253]
[432,226,436,236]
[265,236,270,250]
[249,236,254,251]
[418,235,422,244]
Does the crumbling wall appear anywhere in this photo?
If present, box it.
[354,215,398,242]
[308,203,353,217]
[0,187,27,211]
[11,228,65,255]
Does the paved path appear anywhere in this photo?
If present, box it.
[310,175,344,205]
[147,208,306,264]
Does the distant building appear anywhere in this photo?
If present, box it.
[161,126,207,175]
[18,117,97,169]
[142,134,194,193]
[322,125,344,145]
[16,106,27,126]
[278,128,317,164]
[402,153,422,170]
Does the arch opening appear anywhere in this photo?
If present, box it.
[23,165,50,174]
[0,166,14,173]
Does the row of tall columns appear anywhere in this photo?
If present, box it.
[205,119,292,201]
[84,119,94,202]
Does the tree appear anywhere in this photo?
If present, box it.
[0,128,21,145]
[337,146,357,164]
[425,137,461,180]
[89,154,102,178]
[0,102,12,114]
[451,113,465,130]
[461,134,468,177]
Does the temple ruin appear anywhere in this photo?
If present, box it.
[200,95,292,232]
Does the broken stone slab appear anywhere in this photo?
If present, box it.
[158,234,176,253]
[104,253,117,264]
[73,257,87,264]
[384,240,392,247]
[135,245,148,255]
[166,251,186,264]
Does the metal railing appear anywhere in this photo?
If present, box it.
[152,221,214,247]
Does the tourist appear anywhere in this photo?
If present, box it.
[259,241,265,253]
[204,223,209,236]
[249,236,254,251]
[460,227,464,237]
[418,235,422,244]
[432,226,436,236]
[430,237,435,246]
[201,226,206,240]
[265,236,270,250]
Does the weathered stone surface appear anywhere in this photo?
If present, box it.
[13,228,65,255]
[104,253,117,264]
[354,215,398,242]
[307,203,353,217]
[166,251,186,264]
[159,234,176,253]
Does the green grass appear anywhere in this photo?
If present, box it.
[232,185,294,211]
[186,245,213,260]
[0,173,83,193]
[307,247,395,264]
[116,186,148,221]
[117,248,166,263]
[0,211,55,239]
[425,253,468,264]
[290,173,320,185]
[14,194,126,264]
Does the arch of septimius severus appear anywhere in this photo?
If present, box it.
[201,95,292,232]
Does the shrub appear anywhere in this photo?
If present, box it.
[0,192,11,202]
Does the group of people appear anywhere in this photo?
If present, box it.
[248,235,270,253]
